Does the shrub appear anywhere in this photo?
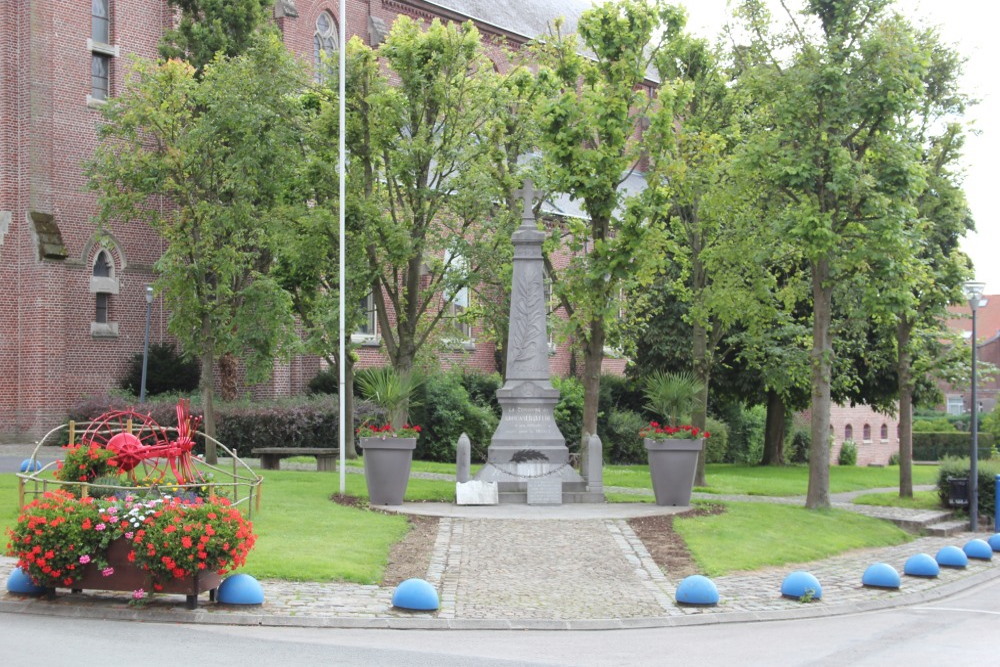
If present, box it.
[306,368,339,396]
[888,452,900,466]
[726,404,766,464]
[704,417,729,464]
[407,372,497,462]
[119,343,199,397]
[912,432,995,461]
[936,456,1000,520]
[912,417,958,432]
[603,409,647,464]
[599,374,645,416]
[838,440,858,466]
[787,427,810,464]
[458,371,502,417]
[552,376,585,452]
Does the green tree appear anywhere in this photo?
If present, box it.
[735,0,937,508]
[160,0,275,74]
[88,39,306,462]
[533,0,672,460]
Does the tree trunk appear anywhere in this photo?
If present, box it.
[806,259,833,509]
[580,318,605,471]
[199,320,218,465]
[761,389,787,466]
[897,319,913,498]
[691,321,710,486]
[344,353,357,459]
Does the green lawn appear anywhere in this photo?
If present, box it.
[605,463,939,496]
[852,490,942,511]
[2,463,920,584]
[676,501,913,575]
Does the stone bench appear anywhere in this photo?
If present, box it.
[250,447,339,472]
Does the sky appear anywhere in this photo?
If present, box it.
[675,0,999,290]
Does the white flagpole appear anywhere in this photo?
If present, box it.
[338,0,347,495]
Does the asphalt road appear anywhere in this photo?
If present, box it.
[2,577,998,666]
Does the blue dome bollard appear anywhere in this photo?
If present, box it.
[675,575,720,606]
[780,571,822,600]
[904,553,940,578]
[216,574,264,605]
[391,578,439,611]
[18,458,42,473]
[7,568,47,595]
[861,562,901,589]
[963,538,993,560]
[936,545,969,568]
[988,534,1000,552]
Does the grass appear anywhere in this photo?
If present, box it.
[852,490,942,511]
[677,501,913,576]
[1,461,922,584]
[605,463,939,496]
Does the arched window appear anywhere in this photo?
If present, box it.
[844,424,853,442]
[862,424,871,442]
[881,424,889,441]
[313,11,338,81]
[93,251,112,278]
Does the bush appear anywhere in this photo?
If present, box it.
[553,375,585,452]
[912,417,957,432]
[838,440,858,466]
[603,409,647,464]
[788,427,810,464]
[888,452,900,466]
[599,374,646,418]
[119,342,199,397]
[912,432,995,461]
[407,372,497,463]
[458,371,502,417]
[726,404,765,464]
[306,367,339,396]
[704,417,729,464]
[936,456,1000,521]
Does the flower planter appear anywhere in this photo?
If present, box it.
[360,437,417,505]
[644,438,703,506]
[46,537,222,609]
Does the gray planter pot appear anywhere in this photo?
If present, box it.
[360,437,417,505]
[644,438,703,506]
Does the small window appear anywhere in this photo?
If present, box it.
[443,250,472,342]
[95,292,109,323]
[946,396,964,415]
[844,424,853,441]
[91,54,110,101]
[313,11,338,81]
[880,424,888,441]
[862,424,871,442]
[92,0,110,44]
[355,292,377,339]
[93,251,111,277]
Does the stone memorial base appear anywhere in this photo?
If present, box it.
[456,480,499,505]
[473,461,604,504]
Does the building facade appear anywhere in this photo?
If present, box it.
[1,0,613,439]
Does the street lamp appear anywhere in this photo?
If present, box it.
[963,280,986,532]
[139,285,154,404]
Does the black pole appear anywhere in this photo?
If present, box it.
[139,285,153,404]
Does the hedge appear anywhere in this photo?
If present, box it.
[936,457,1000,521]
[912,432,995,462]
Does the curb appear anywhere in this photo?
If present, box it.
[4,563,998,631]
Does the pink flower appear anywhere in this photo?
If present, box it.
[79,554,91,564]
[125,531,134,539]
[102,567,115,577]
[95,523,106,531]
[132,588,145,600]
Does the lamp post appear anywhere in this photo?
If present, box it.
[964,280,986,532]
[139,285,154,404]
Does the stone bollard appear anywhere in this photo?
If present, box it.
[587,433,603,494]
[456,433,471,483]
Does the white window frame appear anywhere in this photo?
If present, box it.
[87,0,120,107]
[352,292,379,345]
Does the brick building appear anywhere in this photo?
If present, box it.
[2,0,624,440]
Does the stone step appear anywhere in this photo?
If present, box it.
[498,490,607,505]
[924,518,969,537]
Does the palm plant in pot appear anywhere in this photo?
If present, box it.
[355,367,424,505]
[641,371,708,506]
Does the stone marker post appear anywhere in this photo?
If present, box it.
[456,433,471,483]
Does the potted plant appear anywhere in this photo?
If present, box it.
[6,489,255,608]
[641,372,708,506]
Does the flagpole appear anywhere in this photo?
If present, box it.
[338,0,347,495]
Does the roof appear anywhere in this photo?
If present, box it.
[426,0,595,41]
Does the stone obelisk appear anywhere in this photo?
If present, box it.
[475,180,592,502]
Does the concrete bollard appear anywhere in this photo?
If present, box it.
[456,433,471,483]
[587,433,603,494]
